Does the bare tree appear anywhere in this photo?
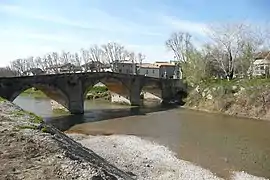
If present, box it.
[52,52,60,67]
[41,55,51,72]
[73,52,81,66]
[0,66,18,77]
[60,51,70,65]
[206,23,264,80]
[80,48,91,72]
[89,45,104,72]
[10,59,28,75]
[165,32,194,63]
[7,42,145,75]
[137,53,145,65]
[24,56,37,70]
[165,31,199,82]
[102,42,130,71]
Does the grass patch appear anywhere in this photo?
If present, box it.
[20,88,47,98]
[13,110,26,117]
[29,115,43,124]
[24,111,43,123]
[52,108,69,114]
[88,86,108,93]
[0,97,6,102]
[18,125,38,130]
[41,126,49,133]
[201,77,270,88]
[13,109,43,124]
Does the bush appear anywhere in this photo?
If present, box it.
[87,86,108,93]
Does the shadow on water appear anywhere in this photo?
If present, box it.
[45,103,179,131]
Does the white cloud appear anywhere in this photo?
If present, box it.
[0,3,212,66]
[0,4,163,37]
[160,15,211,36]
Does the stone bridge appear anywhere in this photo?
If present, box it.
[0,72,187,114]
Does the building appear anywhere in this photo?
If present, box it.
[109,60,181,79]
[61,63,82,73]
[112,61,137,74]
[45,63,82,74]
[81,61,111,72]
[154,61,180,79]
[137,63,160,78]
[252,51,270,76]
[23,68,44,76]
[170,60,182,79]
[137,61,181,79]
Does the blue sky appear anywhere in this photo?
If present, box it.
[0,0,269,67]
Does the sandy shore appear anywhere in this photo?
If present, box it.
[69,133,269,180]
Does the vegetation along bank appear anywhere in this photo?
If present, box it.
[184,78,270,121]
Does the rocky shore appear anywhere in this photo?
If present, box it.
[0,99,133,180]
[68,133,268,180]
[0,98,268,180]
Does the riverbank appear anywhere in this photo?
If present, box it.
[85,86,111,101]
[1,99,268,179]
[0,99,133,179]
[184,78,270,121]
[68,133,268,180]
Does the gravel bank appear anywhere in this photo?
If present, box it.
[70,133,269,180]
[0,99,133,180]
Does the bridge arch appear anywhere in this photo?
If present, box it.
[140,80,163,101]
[82,74,132,105]
[9,83,69,111]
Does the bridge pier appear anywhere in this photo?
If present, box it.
[68,100,84,114]
[129,80,142,106]
[64,76,84,114]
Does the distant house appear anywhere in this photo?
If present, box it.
[81,61,111,72]
[45,63,82,74]
[252,51,270,76]
[59,63,82,73]
[170,60,182,79]
[23,68,44,76]
[154,61,180,79]
[111,60,137,74]
[137,63,160,78]
[45,65,61,74]
[137,61,181,79]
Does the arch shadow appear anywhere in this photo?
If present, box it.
[45,103,179,132]
[140,80,163,100]
[10,83,70,111]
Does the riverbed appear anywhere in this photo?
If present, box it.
[14,96,270,179]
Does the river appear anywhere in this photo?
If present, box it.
[14,96,270,179]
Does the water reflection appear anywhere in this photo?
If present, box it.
[47,105,177,131]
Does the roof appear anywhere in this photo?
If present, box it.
[253,58,270,65]
[24,68,44,73]
[81,61,104,67]
[138,63,159,69]
[154,61,175,67]
[255,51,270,60]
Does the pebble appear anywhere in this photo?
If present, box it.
[70,134,269,180]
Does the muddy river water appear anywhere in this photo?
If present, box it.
[14,96,270,179]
